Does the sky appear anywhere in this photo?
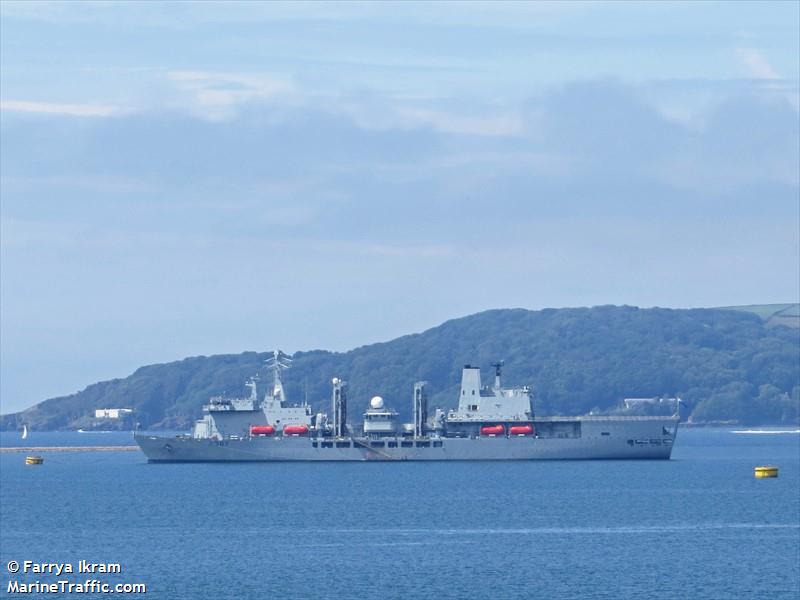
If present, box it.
[1,1,798,413]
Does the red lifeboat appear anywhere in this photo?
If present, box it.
[480,425,505,436]
[283,424,309,436]
[250,425,275,436]
[509,424,534,436]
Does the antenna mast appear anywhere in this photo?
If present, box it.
[491,360,505,390]
[264,350,292,407]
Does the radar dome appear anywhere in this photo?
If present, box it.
[370,396,385,410]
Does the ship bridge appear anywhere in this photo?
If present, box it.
[448,363,532,423]
[362,396,398,436]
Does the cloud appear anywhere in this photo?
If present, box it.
[165,71,295,120]
[2,79,797,232]
[533,80,680,170]
[0,99,126,117]
[0,1,589,28]
[2,77,798,416]
[736,48,780,80]
[317,240,457,259]
[392,107,524,137]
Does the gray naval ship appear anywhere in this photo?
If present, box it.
[135,350,679,461]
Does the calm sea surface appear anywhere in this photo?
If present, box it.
[1,429,798,599]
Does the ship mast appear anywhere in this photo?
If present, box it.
[264,350,292,408]
[491,360,504,390]
[331,377,347,438]
[413,381,428,438]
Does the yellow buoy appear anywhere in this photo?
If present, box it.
[25,455,43,465]
[754,465,778,478]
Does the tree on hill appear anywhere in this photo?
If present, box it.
[1,306,798,430]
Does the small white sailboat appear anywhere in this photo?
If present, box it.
[21,425,28,440]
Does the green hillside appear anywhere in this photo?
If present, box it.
[718,303,800,328]
[2,305,799,430]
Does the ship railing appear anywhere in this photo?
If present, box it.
[446,414,531,421]
[536,415,680,422]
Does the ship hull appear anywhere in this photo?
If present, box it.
[135,416,679,462]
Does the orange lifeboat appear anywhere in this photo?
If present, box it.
[509,424,534,436]
[480,425,505,436]
[283,424,309,436]
[250,425,275,436]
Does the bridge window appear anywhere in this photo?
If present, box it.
[433,441,443,448]
[387,441,398,448]
[370,441,385,448]
[416,441,431,448]
[601,432,610,436]
[336,441,351,448]
[321,441,333,448]
[401,441,413,448]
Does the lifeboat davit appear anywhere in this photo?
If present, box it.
[480,425,505,436]
[250,425,275,436]
[509,424,534,436]
[283,425,309,436]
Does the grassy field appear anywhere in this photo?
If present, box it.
[718,303,800,327]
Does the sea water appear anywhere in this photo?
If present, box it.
[1,429,798,599]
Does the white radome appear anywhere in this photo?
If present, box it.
[370,396,384,410]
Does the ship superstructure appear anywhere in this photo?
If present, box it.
[136,351,679,461]
[192,351,313,440]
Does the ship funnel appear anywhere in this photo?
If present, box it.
[458,365,482,414]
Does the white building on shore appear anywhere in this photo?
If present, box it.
[94,408,134,419]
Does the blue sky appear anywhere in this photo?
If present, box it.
[1,1,798,412]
